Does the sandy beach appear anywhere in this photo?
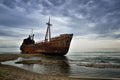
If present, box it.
[0,54,119,80]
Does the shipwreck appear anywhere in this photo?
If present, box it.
[20,17,73,55]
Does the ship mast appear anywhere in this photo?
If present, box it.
[45,17,52,42]
[31,29,34,40]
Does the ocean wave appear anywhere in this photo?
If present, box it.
[77,62,120,68]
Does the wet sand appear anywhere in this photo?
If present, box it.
[0,54,119,80]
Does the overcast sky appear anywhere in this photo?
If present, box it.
[0,0,120,52]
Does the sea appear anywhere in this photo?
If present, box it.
[1,48,120,79]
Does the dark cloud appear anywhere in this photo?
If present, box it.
[0,28,27,38]
[48,0,66,6]
[0,29,17,37]
[0,0,120,40]
[0,0,38,27]
[61,0,120,39]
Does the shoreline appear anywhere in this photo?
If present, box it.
[0,54,119,80]
[0,64,119,80]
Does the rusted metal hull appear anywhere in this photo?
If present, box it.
[20,34,73,55]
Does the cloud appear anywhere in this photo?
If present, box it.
[0,3,36,27]
[0,0,120,49]
[58,0,120,39]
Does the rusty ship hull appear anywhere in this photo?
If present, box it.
[20,34,73,55]
[20,17,73,55]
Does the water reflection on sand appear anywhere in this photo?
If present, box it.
[17,55,70,76]
[1,53,120,78]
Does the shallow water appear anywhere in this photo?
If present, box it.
[1,48,120,78]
